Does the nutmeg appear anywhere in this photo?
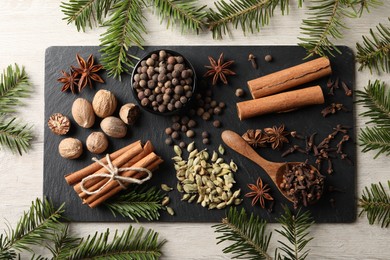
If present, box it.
[86,132,108,154]
[92,89,117,118]
[119,103,140,125]
[72,98,95,128]
[58,138,83,159]
[100,116,127,138]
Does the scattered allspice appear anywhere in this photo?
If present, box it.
[235,88,245,97]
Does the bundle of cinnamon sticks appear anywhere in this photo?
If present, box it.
[237,57,331,120]
[65,140,163,208]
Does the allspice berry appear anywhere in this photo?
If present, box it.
[235,88,245,97]
[119,103,140,125]
[86,132,108,154]
[58,138,83,159]
[72,98,95,128]
[265,54,273,62]
[92,89,117,118]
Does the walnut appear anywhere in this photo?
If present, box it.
[92,89,117,118]
[58,138,83,159]
[100,116,127,138]
[72,98,95,128]
[86,132,108,154]
[47,113,70,135]
[119,103,140,125]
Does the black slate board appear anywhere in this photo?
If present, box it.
[44,46,356,223]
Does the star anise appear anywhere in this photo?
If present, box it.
[57,70,79,94]
[264,124,289,150]
[203,52,236,85]
[242,129,267,148]
[71,54,104,92]
[245,177,274,208]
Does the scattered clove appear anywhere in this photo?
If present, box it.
[321,103,348,117]
[248,53,257,69]
[341,81,352,96]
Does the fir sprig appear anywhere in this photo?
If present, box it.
[356,80,390,127]
[359,181,390,228]
[0,116,33,155]
[0,198,64,257]
[46,225,80,260]
[213,207,273,259]
[275,206,314,260]
[356,80,390,158]
[61,0,117,31]
[207,0,289,39]
[69,226,166,259]
[0,64,31,114]
[148,0,208,34]
[356,19,390,73]
[99,0,146,79]
[104,186,165,221]
[299,0,381,57]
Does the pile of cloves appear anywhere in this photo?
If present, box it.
[280,162,325,209]
[282,124,352,175]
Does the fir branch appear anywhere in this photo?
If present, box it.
[68,226,166,259]
[148,0,208,34]
[46,225,81,260]
[213,207,272,260]
[1,198,64,255]
[61,0,118,31]
[356,19,390,73]
[207,0,289,39]
[99,0,146,79]
[104,186,165,221]
[275,206,314,260]
[0,116,33,155]
[355,80,390,127]
[348,0,382,17]
[298,0,348,57]
[0,64,31,114]
[359,181,390,227]
[359,126,390,158]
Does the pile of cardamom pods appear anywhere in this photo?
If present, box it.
[172,142,242,210]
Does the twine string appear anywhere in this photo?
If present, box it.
[80,154,152,195]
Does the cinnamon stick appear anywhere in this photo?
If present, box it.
[87,157,164,208]
[65,141,141,185]
[84,152,162,207]
[248,57,331,99]
[237,85,324,120]
[76,141,155,198]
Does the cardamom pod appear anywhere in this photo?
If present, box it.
[161,184,173,192]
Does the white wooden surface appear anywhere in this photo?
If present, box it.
[0,1,389,259]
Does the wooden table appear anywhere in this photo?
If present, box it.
[1,1,389,259]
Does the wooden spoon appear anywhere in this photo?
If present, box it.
[222,130,322,203]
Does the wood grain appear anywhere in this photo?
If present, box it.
[1,0,390,259]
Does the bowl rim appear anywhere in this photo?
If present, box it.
[131,49,197,116]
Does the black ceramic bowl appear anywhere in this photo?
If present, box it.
[131,49,197,116]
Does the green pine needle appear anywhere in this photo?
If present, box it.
[0,116,33,155]
[275,206,314,260]
[104,186,165,221]
[213,207,272,260]
[99,0,146,79]
[359,126,390,158]
[68,226,166,259]
[149,0,208,34]
[207,0,289,39]
[0,64,31,114]
[356,18,390,73]
[359,181,390,228]
[0,198,64,256]
[355,80,390,128]
[61,0,117,31]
